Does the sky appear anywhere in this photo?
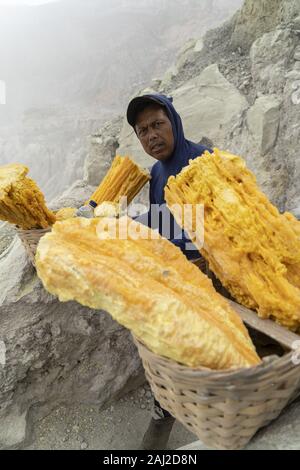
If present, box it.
[0,0,60,5]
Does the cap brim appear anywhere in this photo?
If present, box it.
[126,96,163,128]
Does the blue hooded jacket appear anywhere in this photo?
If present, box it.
[134,94,212,260]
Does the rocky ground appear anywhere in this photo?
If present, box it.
[24,382,195,450]
[24,381,300,450]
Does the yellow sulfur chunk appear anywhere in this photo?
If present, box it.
[55,207,77,221]
[165,148,300,331]
[35,216,261,370]
[0,163,56,229]
[87,155,150,206]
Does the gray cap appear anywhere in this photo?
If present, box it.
[126,95,164,128]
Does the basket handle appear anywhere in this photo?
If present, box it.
[228,299,300,351]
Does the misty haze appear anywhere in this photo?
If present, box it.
[0,0,242,201]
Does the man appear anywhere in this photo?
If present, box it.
[126,94,212,449]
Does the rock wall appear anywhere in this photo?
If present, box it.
[230,0,283,50]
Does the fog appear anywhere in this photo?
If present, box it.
[0,1,53,5]
[0,0,242,200]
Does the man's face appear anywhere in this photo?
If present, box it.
[135,105,175,161]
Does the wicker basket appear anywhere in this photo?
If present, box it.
[133,337,300,450]
[16,227,51,267]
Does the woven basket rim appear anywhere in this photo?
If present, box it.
[133,335,297,382]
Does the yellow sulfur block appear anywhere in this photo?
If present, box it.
[36,216,261,370]
[165,148,300,331]
[0,163,56,229]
